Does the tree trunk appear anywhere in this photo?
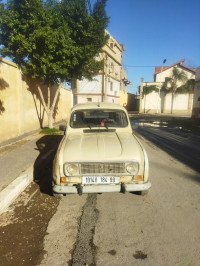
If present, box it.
[37,84,61,129]
[48,109,53,129]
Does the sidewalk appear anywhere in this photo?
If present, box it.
[0,132,43,214]
[0,124,64,215]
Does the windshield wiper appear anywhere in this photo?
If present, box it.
[86,123,96,130]
[103,125,109,131]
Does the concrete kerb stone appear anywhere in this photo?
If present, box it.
[0,165,34,215]
[0,120,66,215]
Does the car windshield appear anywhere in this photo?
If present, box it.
[70,109,128,128]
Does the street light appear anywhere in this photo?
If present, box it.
[157,59,167,113]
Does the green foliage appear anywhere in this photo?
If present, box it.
[0,0,109,85]
[40,127,62,135]
[142,85,159,98]
[161,77,171,93]
[161,67,188,94]
[176,79,195,94]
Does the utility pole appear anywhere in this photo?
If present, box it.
[104,55,108,102]
[102,54,108,102]
[139,78,144,113]
[101,54,107,102]
[157,59,167,113]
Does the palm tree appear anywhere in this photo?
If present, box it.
[176,78,195,94]
[162,67,187,113]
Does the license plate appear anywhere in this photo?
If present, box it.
[82,176,119,184]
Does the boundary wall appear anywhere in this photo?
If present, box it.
[0,58,72,144]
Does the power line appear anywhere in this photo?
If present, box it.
[110,64,157,68]
[124,65,156,68]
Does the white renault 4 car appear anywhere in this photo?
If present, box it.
[52,102,151,196]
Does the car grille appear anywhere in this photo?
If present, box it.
[80,163,125,175]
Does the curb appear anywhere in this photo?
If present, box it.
[0,165,33,215]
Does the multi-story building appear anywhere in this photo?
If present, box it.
[72,31,129,106]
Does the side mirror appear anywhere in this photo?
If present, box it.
[59,125,67,133]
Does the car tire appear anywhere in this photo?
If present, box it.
[139,190,149,196]
[53,192,63,198]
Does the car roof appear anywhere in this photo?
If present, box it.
[71,102,127,112]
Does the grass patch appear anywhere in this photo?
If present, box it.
[167,118,200,135]
[40,128,63,135]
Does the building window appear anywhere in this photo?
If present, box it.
[87,98,92,102]
[114,91,117,96]
[110,81,113,91]
[110,42,114,49]
[111,62,114,73]
[112,99,114,103]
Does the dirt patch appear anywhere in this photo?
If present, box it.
[133,250,148,259]
[108,249,116,256]
[0,183,60,266]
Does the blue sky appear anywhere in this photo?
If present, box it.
[100,0,200,94]
[1,0,200,94]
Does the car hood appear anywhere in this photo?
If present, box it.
[62,132,143,162]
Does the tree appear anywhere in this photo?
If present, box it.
[161,67,187,113]
[0,0,109,128]
[176,79,195,94]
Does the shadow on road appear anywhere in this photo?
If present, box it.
[34,134,63,195]
[136,126,200,176]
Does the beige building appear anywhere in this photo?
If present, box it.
[0,57,72,144]
[192,67,200,120]
[72,31,129,106]
[140,59,196,114]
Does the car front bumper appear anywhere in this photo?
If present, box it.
[52,181,151,194]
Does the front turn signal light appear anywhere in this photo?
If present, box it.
[136,175,143,180]
[61,177,67,182]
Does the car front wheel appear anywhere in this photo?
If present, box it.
[139,190,149,196]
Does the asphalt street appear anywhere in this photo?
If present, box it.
[134,122,200,173]
[0,117,199,265]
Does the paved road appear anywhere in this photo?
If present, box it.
[134,122,200,173]
[0,127,200,265]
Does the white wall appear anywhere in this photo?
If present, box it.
[107,78,120,96]
[141,91,191,113]
[164,93,189,111]
[79,76,102,93]
[142,91,159,112]
[76,75,120,105]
